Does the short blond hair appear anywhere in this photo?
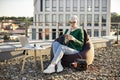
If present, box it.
[69,15,79,23]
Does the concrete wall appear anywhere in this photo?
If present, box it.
[0,36,120,52]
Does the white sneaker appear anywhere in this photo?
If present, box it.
[57,61,63,72]
[43,64,55,74]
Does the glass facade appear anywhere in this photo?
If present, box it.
[87,0,92,12]
[94,14,99,26]
[32,28,36,40]
[59,14,64,26]
[52,0,56,11]
[45,28,49,40]
[52,29,56,39]
[45,14,50,26]
[40,0,43,12]
[73,0,78,11]
[52,14,57,26]
[87,29,92,37]
[101,30,106,36]
[79,14,85,27]
[80,0,85,12]
[102,0,107,12]
[65,14,70,26]
[94,29,99,37]
[94,0,100,12]
[102,14,107,26]
[66,0,71,11]
[59,29,63,36]
[32,0,110,40]
[87,14,92,26]
[59,0,64,11]
[38,14,43,26]
[45,0,50,11]
[39,29,42,39]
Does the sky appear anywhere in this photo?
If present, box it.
[0,0,33,17]
[0,0,120,17]
[111,0,120,15]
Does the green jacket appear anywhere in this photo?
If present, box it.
[64,28,84,51]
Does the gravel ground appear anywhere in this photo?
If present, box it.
[0,44,120,80]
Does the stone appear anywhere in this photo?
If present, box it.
[0,45,120,79]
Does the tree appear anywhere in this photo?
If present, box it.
[3,34,10,41]
[111,12,120,22]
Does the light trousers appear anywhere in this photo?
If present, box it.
[51,41,79,65]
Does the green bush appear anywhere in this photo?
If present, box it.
[3,34,10,41]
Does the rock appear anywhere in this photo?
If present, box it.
[22,77,27,80]
[0,45,120,80]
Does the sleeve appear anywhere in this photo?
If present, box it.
[74,29,84,47]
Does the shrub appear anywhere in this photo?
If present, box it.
[3,34,10,41]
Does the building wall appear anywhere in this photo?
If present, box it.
[30,0,111,40]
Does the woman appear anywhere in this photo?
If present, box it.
[43,15,84,74]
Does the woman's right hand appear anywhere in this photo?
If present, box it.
[66,34,75,41]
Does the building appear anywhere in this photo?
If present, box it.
[30,0,111,40]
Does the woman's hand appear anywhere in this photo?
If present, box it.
[66,34,75,41]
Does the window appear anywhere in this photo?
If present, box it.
[87,14,92,26]
[52,29,56,39]
[32,28,36,40]
[87,0,92,12]
[65,14,70,26]
[40,0,43,12]
[59,14,64,26]
[59,0,64,11]
[52,0,56,11]
[59,29,63,36]
[94,0,100,12]
[38,14,43,26]
[79,14,85,27]
[45,28,49,40]
[94,29,99,37]
[66,0,71,11]
[102,14,107,26]
[94,14,99,26]
[45,14,50,26]
[101,30,106,36]
[39,29,42,40]
[80,0,85,12]
[102,0,107,12]
[73,0,78,11]
[87,29,92,37]
[45,0,50,11]
[52,14,57,26]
